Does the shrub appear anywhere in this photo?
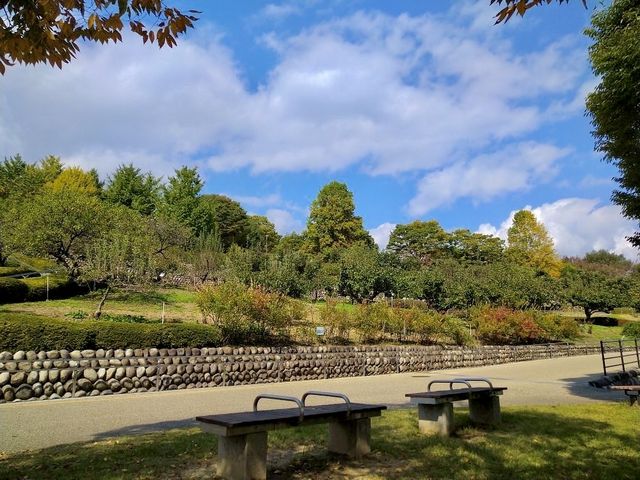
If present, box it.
[533,312,580,341]
[354,302,395,343]
[196,282,303,344]
[442,315,473,346]
[22,276,81,301]
[622,322,640,338]
[411,309,442,344]
[318,300,353,342]
[470,306,546,345]
[0,278,29,304]
[0,312,221,351]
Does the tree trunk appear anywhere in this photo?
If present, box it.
[94,285,111,319]
[584,307,593,323]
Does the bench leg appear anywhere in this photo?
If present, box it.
[469,396,501,426]
[328,417,371,458]
[417,403,454,436]
[218,432,268,480]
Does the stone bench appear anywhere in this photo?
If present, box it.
[406,377,506,436]
[196,391,386,480]
[610,385,640,406]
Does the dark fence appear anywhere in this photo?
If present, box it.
[600,338,640,375]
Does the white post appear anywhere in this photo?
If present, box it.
[162,302,165,323]
[46,274,49,302]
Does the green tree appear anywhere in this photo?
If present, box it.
[448,229,505,264]
[161,166,208,234]
[387,221,449,266]
[561,265,628,322]
[338,243,390,303]
[79,206,157,317]
[246,215,280,252]
[200,194,249,249]
[0,155,63,199]
[104,164,160,215]
[304,181,373,257]
[586,0,640,248]
[4,190,107,278]
[506,210,562,277]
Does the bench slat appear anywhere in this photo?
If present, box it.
[406,387,506,404]
[196,403,386,430]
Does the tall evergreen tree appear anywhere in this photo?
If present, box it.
[104,164,160,215]
[304,181,373,256]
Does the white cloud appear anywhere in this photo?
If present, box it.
[478,198,638,260]
[369,222,396,250]
[260,3,301,20]
[408,142,570,215]
[0,8,587,192]
[266,208,304,234]
[228,193,283,209]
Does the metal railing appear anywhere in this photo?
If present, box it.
[600,339,640,376]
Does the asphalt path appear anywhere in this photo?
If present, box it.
[0,354,624,454]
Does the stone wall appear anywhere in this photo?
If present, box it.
[0,344,600,403]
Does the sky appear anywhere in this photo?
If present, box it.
[1,0,636,260]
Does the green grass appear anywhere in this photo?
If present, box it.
[575,324,624,344]
[1,404,638,480]
[0,288,201,323]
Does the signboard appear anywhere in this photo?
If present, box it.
[315,326,326,336]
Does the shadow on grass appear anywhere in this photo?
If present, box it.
[92,419,198,440]
[1,406,638,480]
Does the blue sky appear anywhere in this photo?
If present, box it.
[1,0,635,259]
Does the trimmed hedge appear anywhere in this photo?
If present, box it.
[0,313,222,351]
[0,266,30,277]
[0,276,82,304]
[0,278,29,304]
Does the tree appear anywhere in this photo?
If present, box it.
[0,154,62,199]
[338,243,390,303]
[561,265,628,322]
[448,229,505,264]
[246,215,280,252]
[0,0,198,74]
[506,210,562,277]
[491,0,586,24]
[387,221,448,265]
[161,166,208,234]
[4,190,107,278]
[79,206,157,317]
[104,164,160,215]
[586,0,640,248]
[304,181,374,257]
[200,194,249,249]
[566,249,635,278]
[46,166,100,195]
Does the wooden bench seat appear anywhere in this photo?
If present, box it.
[610,385,640,405]
[196,391,386,480]
[406,377,506,436]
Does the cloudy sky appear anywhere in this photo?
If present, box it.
[1,0,636,259]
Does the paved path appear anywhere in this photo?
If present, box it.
[0,354,623,454]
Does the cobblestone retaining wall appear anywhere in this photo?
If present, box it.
[0,344,600,403]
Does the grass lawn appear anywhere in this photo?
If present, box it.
[575,324,625,344]
[0,288,201,324]
[1,403,638,480]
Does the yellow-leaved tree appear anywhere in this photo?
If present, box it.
[506,210,562,277]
